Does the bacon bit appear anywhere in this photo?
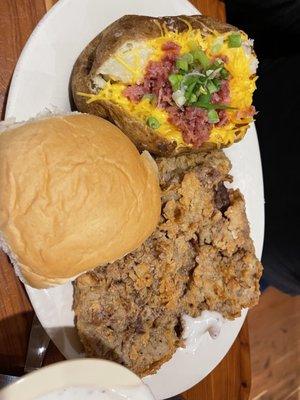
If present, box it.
[124,53,177,105]
[161,41,181,53]
[167,106,211,147]
[216,110,229,127]
[218,55,228,63]
[123,85,146,102]
[123,51,232,147]
[211,80,230,104]
[157,83,173,107]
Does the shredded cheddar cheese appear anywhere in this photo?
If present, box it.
[81,82,184,144]
[81,26,257,148]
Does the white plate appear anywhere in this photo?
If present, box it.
[5,0,265,398]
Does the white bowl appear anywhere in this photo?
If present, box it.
[0,359,155,400]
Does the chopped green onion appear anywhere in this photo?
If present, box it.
[212,78,221,89]
[197,75,207,84]
[193,49,210,69]
[213,104,236,110]
[220,68,229,79]
[147,116,160,129]
[176,53,194,71]
[206,69,214,77]
[207,80,219,94]
[195,103,211,110]
[142,93,156,103]
[183,74,199,86]
[195,97,235,111]
[195,93,212,109]
[198,85,207,95]
[199,93,212,102]
[189,94,198,103]
[228,33,242,48]
[211,60,223,70]
[209,68,222,79]
[211,42,222,54]
[211,38,224,54]
[208,109,220,123]
[168,74,183,91]
[182,53,194,64]
[185,82,197,102]
[176,58,189,72]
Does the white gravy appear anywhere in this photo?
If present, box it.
[35,385,154,400]
[182,311,224,353]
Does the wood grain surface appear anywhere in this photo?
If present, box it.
[248,288,300,400]
[0,1,251,399]
[190,0,226,21]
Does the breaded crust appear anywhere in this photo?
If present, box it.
[71,15,239,156]
[73,151,262,376]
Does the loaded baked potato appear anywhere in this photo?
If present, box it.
[71,15,258,156]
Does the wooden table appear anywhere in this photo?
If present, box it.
[0,1,251,399]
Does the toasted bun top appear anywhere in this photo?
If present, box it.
[0,114,161,288]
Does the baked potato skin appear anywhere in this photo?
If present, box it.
[71,15,239,156]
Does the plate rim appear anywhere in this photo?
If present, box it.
[5,0,265,397]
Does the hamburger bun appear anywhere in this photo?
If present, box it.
[0,113,161,288]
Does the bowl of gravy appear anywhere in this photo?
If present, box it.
[0,359,155,400]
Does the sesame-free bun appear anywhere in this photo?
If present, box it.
[0,114,161,288]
